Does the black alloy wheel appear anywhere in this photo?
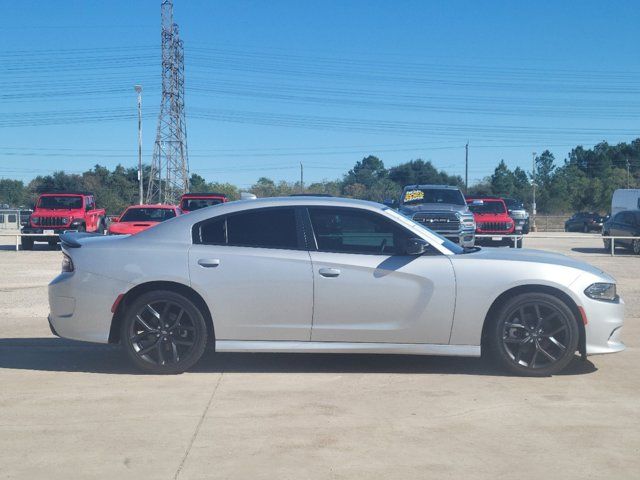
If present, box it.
[121,290,208,374]
[490,293,579,376]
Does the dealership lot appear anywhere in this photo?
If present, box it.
[0,233,638,479]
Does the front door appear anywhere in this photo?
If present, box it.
[189,207,313,341]
[306,207,456,344]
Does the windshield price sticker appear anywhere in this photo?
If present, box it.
[404,190,424,202]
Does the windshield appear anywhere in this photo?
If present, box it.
[401,188,465,206]
[181,198,224,211]
[38,195,83,209]
[120,208,176,222]
[384,208,465,254]
[468,200,506,214]
[502,198,523,210]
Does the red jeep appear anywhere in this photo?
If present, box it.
[179,192,228,213]
[22,192,106,250]
[465,196,520,247]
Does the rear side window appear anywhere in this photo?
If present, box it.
[308,207,406,255]
[196,207,299,250]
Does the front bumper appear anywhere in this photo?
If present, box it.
[440,229,475,248]
[582,296,625,355]
[48,270,133,344]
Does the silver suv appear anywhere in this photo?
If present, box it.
[397,185,476,247]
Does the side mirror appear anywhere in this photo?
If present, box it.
[111,216,120,223]
[405,237,429,255]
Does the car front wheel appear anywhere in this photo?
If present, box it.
[121,290,208,374]
[489,293,579,376]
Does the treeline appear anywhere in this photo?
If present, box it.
[1,140,638,215]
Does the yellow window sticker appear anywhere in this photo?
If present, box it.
[404,190,424,202]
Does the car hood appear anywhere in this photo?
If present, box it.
[109,221,158,234]
[456,247,614,280]
[32,209,82,216]
[400,203,469,214]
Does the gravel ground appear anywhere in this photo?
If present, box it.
[0,232,638,479]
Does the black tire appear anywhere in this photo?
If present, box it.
[488,293,579,376]
[633,239,640,255]
[583,223,589,233]
[48,240,58,249]
[76,223,86,232]
[603,237,612,251]
[97,218,106,235]
[120,290,208,374]
[21,237,34,250]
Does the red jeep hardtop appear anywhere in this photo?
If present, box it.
[465,196,516,245]
[22,192,106,249]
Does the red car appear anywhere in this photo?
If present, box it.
[108,204,182,235]
[465,196,520,247]
[179,192,227,213]
[22,192,106,250]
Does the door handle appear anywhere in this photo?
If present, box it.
[198,258,220,268]
[319,267,341,278]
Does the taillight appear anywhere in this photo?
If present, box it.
[61,253,74,273]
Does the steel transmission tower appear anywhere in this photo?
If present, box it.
[147,0,189,204]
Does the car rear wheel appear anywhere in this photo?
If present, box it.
[489,293,579,376]
[583,224,589,233]
[121,290,208,374]
[603,237,612,251]
[633,239,640,255]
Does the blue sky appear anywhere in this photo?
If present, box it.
[1,0,639,188]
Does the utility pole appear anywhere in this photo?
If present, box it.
[531,152,537,232]
[300,162,304,193]
[627,158,631,188]
[135,85,143,204]
[465,142,469,193]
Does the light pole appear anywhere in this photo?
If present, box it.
[531,151,537,232]
[135,85,143,204]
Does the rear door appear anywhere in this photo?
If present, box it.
[189,207,313,341]
[306,207,456,344]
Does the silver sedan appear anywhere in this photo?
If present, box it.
[48,197,624,375]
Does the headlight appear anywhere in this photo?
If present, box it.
[584,283,617,302]
[61,253,74,273]
[31,216,40,225]
[460,215,475,228]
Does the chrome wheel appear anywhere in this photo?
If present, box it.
[128,300,199,367]
[501,301,572,370]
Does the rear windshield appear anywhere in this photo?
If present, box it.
[38,196,83,209]
[468,201,506,214]
[181,198,224,211]
[401,188,465,206]
[120,208,176,222]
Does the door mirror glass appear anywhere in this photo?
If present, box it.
[405,237,429,255]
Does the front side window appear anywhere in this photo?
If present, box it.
[308,207,408,255]
[197,207,299,250]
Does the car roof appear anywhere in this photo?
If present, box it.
[39,191,90,196]
[181,192,227,197]
[125,204,177,209]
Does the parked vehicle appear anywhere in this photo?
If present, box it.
[502,197,530,234]
[564,212,606,233]
[22,192,105,250]
[465,196,520,247]
[611,189,640,216]
[108,204,182,235]
[397,185,476,247]
[602,210,640,254]
[50,196,624,376]
[180,192,227,213]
